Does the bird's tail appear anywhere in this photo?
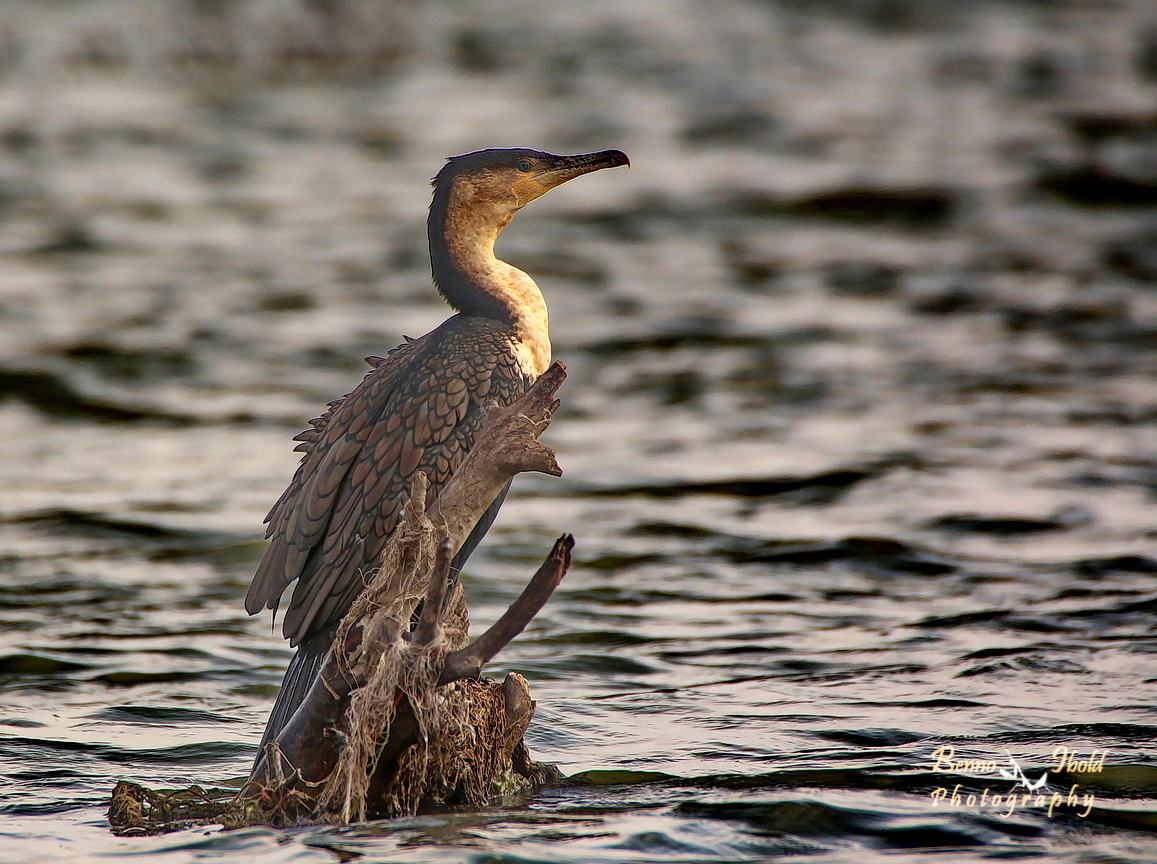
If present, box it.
[253,640,326,768]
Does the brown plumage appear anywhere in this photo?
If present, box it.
[249,318,531,648]
[245,147,628,752]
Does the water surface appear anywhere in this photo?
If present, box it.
[1,1,1155,861]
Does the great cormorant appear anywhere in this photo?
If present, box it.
[244,147,629,751]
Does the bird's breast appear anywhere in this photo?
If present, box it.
[500,268,551,378]
[511,326,552,379]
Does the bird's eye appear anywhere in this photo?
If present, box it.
[517,159,531,172]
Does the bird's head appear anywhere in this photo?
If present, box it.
[432,148,629,226]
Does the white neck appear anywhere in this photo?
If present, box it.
[442,183,552,376]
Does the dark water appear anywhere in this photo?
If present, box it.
[1,1,1156,861]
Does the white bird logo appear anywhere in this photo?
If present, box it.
[999,751,1049,792]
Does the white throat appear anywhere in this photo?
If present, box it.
[444,183,552,376]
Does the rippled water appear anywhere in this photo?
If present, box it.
[1,1,1156,861]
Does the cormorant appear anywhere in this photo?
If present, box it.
[244,147,629,751]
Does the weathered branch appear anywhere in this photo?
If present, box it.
[411,539,453,647]
[440,533,573,684]
[427,361,566,554]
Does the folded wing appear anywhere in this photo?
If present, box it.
[244,315,532,647]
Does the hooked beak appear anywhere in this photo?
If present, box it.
[536,149,630,190]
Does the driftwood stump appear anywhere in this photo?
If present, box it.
[108,363,572,832]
